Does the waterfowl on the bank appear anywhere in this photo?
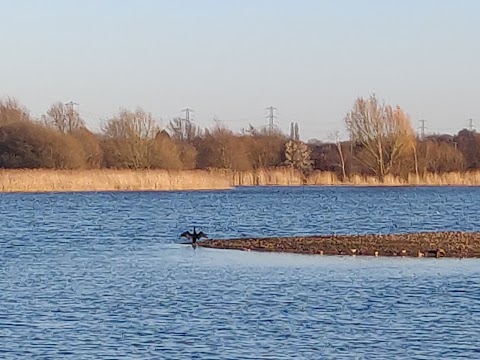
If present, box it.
[425,248,446,258]
[180,227,208,244]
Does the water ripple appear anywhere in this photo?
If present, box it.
[1,187,480,358]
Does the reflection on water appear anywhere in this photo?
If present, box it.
[1,186,480,359]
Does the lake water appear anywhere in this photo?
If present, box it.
[1,186,480,359]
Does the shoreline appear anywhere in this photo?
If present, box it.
[1,169,480,193]
[197,231,480,258]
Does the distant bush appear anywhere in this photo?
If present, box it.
[176,141,198,170]
[71,127,104,168]
[244,133,285,169]
[149,133,184,169]
[1,95,480,182]
[0,121,86,169]
[0,98,30,125]
[195,126,252,170]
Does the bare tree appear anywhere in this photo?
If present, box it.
[103,108,158,139]
[239,124,285,169]
[247,136,284,169]
[196,123,252,170]
[167,117,202,143]
[102,107,160,169]
[413,138,419,181]
[344,94,415,181]
[416,140,465,174]
[329,131,347,180]
[0,97,30,124]
[43,102,85,133]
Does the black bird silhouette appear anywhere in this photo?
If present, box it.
[180,227,208,244]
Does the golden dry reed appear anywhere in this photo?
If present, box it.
[1,168,480,193]
[0,169,232,192]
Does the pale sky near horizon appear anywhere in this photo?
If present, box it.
[1,0,479,141]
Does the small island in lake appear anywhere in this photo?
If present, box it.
[197,231,480,258]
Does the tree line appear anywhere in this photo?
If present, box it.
[0,95,477,181]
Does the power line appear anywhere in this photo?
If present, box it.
[468,118,475,132]
[64,100,79,133]
[419,119,426,140]
[65,100,78,112]
[266,106,277,133]
[181,107,194,122]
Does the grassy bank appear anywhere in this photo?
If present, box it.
[1,169,480,193]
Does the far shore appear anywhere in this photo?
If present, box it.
[197,231,480,259]
[1,168,480,193]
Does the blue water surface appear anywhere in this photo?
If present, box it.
[1,186,480,359]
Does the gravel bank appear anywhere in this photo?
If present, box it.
[197,232,480,258]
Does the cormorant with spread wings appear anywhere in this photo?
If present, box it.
[180,227,208,244]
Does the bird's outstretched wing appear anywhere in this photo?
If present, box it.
[198,231,208,239]
[180,231,192,240]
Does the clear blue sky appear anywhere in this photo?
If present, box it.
[1,0,479,140]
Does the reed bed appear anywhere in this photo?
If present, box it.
[307,171,480,186]
[0,169,232,192]
[1,169,480,193]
